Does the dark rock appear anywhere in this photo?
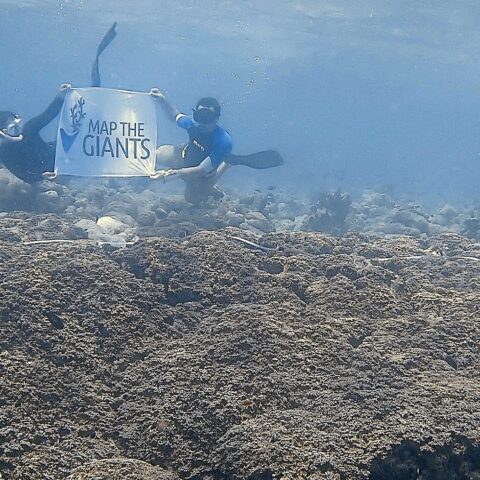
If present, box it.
[303,190,352,234]
[462,217,480,238]
[136,211,156,227]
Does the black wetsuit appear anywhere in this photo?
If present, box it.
[0,95,63,183]
[0,22,116,184]
[176,114,232,168]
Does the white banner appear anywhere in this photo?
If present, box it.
[55,87,157,176]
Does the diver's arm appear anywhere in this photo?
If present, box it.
[0,130,23,143]
[214,160,230,181]
[150,88,180,123]
[152,157,216,181]
[178,156,216,178]
[175,137,232,180]
[23,84,70,134]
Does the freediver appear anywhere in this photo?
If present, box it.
[149,89,232,204]
[0,22,118,184]
[150,88,284,204]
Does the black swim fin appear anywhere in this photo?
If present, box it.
[226,150,284,169]
[91,22,117,87]
[97,22,117,57]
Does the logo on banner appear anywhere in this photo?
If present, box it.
[55,88,157,177]
[60,91,153,161]
[60,95,85,152]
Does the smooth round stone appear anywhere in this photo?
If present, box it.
[40,190,59,199]
[96,216,129,234]
[226,212,245,227]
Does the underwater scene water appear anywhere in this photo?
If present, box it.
[1,1,480,479]
[2,0,480,203]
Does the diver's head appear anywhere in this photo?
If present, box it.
[0,111,23,143]
[193,97,221,131]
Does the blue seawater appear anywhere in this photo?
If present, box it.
[1,0,479,205]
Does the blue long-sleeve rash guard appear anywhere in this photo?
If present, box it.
[176,114,233,169]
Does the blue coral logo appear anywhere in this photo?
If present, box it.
[60,96,86,152]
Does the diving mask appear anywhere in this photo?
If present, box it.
[193,105,219,125]
[7,115,22,137]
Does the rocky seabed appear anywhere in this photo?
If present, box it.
[1,167,480,479]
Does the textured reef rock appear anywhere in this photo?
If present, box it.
[66,458,179,480]
[1,212,480,479]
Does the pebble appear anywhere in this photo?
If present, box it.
[96,216,129,234]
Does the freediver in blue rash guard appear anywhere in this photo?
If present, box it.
[177,105,233,171]
[150,88,284,203]
[0,22,117,184]
[150,88,233,204]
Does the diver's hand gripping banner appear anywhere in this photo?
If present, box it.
[55,87,157,176]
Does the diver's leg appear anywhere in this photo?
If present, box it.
[155,144,185,169]
[182,159,228,204]
[183,175,219,204]
[91,22,117,87]
[23,91,65,135]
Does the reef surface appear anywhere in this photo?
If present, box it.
[1,167,480,479]
[1,204,480,478]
